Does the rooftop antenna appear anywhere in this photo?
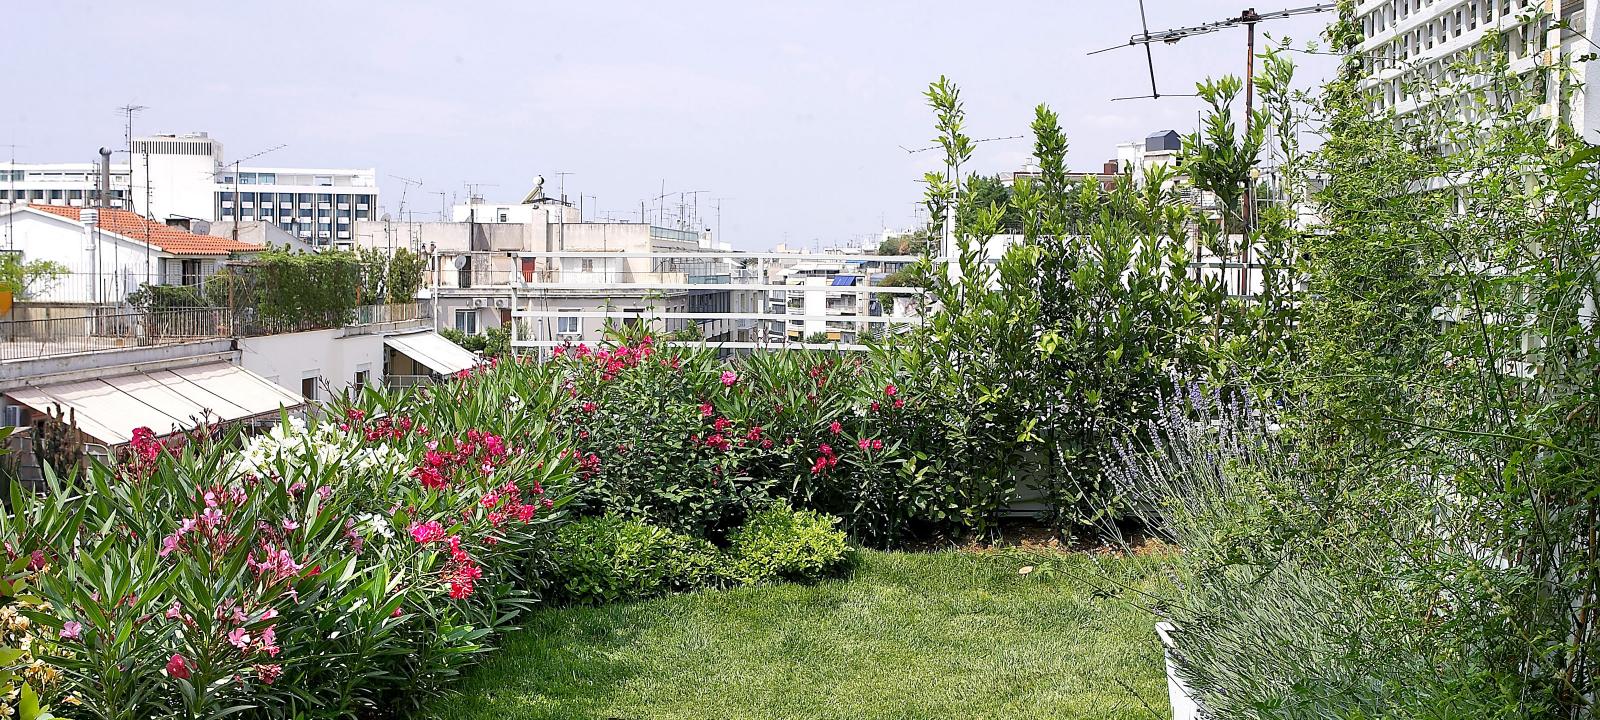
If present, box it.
[3,142,20,251]
[116,104,146,212]
[1089,3,1333,102]
[1092,3,1334,286]
[229,144,287,244]
[712,197,730,243]
[390,174,423,225]
[680,190,709,231]
[554,171,574,203]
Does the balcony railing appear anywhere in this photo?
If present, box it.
[0,307,230,361]
[492,251,928,352]
[0,302,428,360]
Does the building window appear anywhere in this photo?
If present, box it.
[557,313,580,335]
[181,259,202,286]
[315,176,333,186]
[455,309,478,335]
[352,369,369,399]
[580,259,595,273]
[300,376,319,402]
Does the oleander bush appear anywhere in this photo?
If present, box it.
[4,403,572,719]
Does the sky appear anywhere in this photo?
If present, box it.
[9,1,1337,250]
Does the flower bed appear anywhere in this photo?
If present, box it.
[4,405,571,717]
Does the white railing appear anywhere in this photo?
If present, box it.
[485,250,929,352]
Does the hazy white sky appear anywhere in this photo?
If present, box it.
[10,1,1335,249]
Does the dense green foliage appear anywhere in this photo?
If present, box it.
[550,516,724,604]
[1106,9,1600,719]
[440,326,510,357]
[430,549,1172,720]
[725,504,851,585]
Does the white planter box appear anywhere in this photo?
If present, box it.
[1155,622,1203,720]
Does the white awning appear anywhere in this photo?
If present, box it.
[383,331,478,375]
[5,362,304,445]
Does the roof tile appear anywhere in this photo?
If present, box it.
[27,205,262,256]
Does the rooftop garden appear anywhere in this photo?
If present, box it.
[2,13,1599,720]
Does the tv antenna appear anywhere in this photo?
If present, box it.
[227,144,286,243]
[1091,2,1334,234]
[897,134,1024,155]
[390,174,423,222]
[1089,3,1334,101]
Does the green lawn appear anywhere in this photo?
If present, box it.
[427,549,1172,720]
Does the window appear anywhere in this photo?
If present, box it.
[300,376,319,402]
[315,176,333,187]
[351,369,370,399]
[557,313,580,335]
[580,259,595,273]
[497,210,509,222]
[181,259,203,286]
[455,309,478,335]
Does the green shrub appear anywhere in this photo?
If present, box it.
[552,516,725,604]
[728,504,851,584]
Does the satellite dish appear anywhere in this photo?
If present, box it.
[452,255,471,270]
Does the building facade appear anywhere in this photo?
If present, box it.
[1353,0,1596,133]
[354,198,762,346]
[0,132,378,246]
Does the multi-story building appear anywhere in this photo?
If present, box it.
[1353,0,1594,131]
[0,132,379,245]
[353,195,764,346]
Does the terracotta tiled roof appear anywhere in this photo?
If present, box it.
[26,204,262,257]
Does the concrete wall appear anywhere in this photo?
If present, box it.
[237,328,384,403]
[0,210,166,303]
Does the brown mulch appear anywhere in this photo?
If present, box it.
[901,519,1174,557]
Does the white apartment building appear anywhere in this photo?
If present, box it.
[1353,0,1598,134]
[354,195,762,347]
[0,132,379,245]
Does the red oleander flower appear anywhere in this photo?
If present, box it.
[166,653,191,680]
[410,521,446,544]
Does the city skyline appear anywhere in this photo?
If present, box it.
[9,1,1336,249]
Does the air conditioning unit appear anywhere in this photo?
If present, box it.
[471,297,489,308]
[492,298,508,309]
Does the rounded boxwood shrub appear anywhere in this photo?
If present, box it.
[728,504,852,584]
[552,515,726,604]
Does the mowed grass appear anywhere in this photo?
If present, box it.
[425,549,1172,720]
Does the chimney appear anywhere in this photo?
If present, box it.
[81,208,99,251]
[1102,160,1119,175]
[98,148,113,209]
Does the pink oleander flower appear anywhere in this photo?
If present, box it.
[699,402,714,417]
[166,653,191,679]
[829,421,842,435]
[165,602,184,620]
[255,663,282,685]
[872,439,884,450]
[894,398,905,409]
[721,370,738,386]
[59,621,81,640]
[884,384,898,397]
[857,438,871,450]
[410,521,446,544]
[227,627,251,650]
